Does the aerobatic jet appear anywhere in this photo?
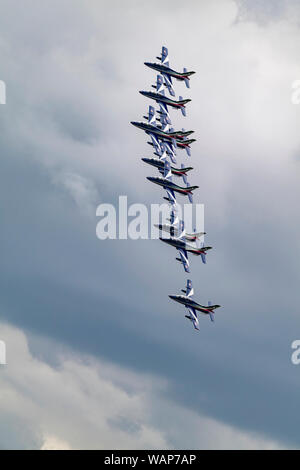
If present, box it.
[131,106,194,142]
[146,160,198,204]
[154,207,205,242]
[159,220,212,272]
[140,81,191,118]
[169,279,221,330]
[144,46,195,91]
[142,158,193,181]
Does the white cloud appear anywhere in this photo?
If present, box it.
[0,322,286,449]
[53,172,99,218]
[41,435,71,450]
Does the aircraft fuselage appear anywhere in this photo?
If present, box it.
[160,238,212,256]
[144,62,195,80]
[146,176,198,195]
[131,121,194,140]
[169,295,220,314]
[139,91,191,109]
[142,158,193,176]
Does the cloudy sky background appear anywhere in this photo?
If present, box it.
[0,0,300,449]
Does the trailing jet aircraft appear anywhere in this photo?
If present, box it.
[160,220,212,271]
[146,160,198,204]
[169,279,221,330]
[145,46,195,91]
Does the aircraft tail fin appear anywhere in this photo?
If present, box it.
[179,96,186,116]
[183,68,190,88]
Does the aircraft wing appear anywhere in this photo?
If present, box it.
[149,133,161,154]
[200,252,206,264]
[177,248,190,273]
[186,307,199,330]
[158,102,171,122]
[165,188,177,205]
[186,279,194,298]
[162,73,175,96]
[164,141,176,163]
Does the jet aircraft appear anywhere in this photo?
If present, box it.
[169,279,221,330]
[154,207,205,242]
[145,46,195,91]
[159,220,212,272]
[146,160,198,204]
[142,158,193,181]
[140,85,191,117]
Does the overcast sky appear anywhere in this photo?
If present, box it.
[1,0,300,449]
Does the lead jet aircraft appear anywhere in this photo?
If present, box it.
[159,220,212,272]
[146,160,198,204]
[145,46,195,91]
[169,279,221,330]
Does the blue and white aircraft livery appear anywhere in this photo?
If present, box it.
[146,160,198,204]
[144,46,195,91]
[169,280,221,331]
[159,220,212,272]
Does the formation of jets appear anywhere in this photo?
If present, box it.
[131,46,221,331]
